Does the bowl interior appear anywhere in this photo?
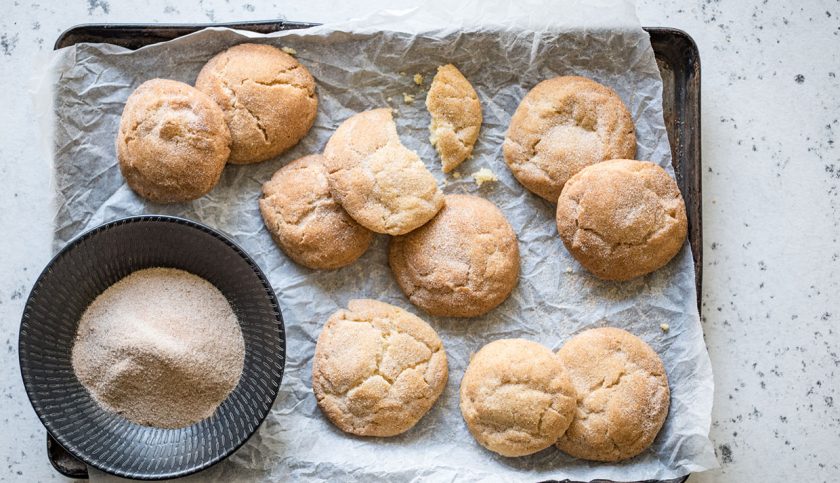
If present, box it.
[19,216,285,480]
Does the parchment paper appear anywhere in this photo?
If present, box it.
[44,2,717,481]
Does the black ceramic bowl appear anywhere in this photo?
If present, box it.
[19,216,285,480]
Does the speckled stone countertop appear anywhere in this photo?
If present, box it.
[1,1,837,482]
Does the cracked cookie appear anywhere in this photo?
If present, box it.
[312,299,448,437]
[259,154,373,270]
[426,64,482,173]
[460,339,577,457]
[503,76,636,202]
[116,78,230,203]
[195,43,318,164]
[389,194,519,318]
[323,108,445,235]
[555,327,670,462]
[555,159,688,281]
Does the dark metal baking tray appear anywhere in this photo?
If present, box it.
[49,21,701,482]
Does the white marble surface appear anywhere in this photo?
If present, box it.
[0,1,837,482]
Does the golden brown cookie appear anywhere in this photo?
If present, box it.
[259,154,373,270]
[426,64,482,173]
[195,43,317,164]
[555,159,687,281]
[389,194,519,318]
[115,78,231,204]
[312,299,448,437]
[460,339,577,457]
[503,76,636,202]
[322,108,445,235]
[556,327,670,462]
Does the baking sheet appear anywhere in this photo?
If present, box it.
[43,2,716,481]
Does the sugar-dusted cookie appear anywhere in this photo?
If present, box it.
[312,299,448,437]
[556,327,670,462]
[116,79,230,203]
[323,108,444,235]
[196,43,317,164]
[504,76,636,202]
[555,159,687,281]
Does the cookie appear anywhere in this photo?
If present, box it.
[323,108,445,235]
[259,154,373,270]
[195,43,318,164]
[460,339,577,457]
[116,78,231,204]
[555,159,688,281]
[312,299,448,437]
[503,76,636,202]
[389,194,519,318]
[426,64,482,173]
[555,327,670,462]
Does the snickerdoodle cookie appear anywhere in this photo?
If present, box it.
[503,76,636,202]
[116,78,231,203]
[460,339,577,457]
[312,299,448,437]
[555,327,670,462]
[259,154,373,270]
[389,194,519,318]
[426,64,482,173]
[323,108,445,235]
[555,159,687,281]
[195,43,317,164]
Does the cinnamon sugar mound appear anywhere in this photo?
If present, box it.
[71,267,245,428]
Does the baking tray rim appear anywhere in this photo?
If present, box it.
[45,20,702,483]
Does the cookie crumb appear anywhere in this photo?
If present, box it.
[399,71,407,76]
[281,46,297,55]
[453,171,462,179]
[565,266,573,274]
[660,323,670,332]
[402,92,415,104]
[413,73,424,85]
[472,168,498,187]
[386,96,392,102]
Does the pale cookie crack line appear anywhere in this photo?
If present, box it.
[570,195,670,252]
[335,316,438,355]
[572,349,667,429]
[251,75,315,99]
[350,142,435,231]
[263,194,332,229]
[248,66,316,99]
[217,75,270,144]
[252,78,314,94]
[512,102,603,173]
[470,382,565,439]
[322,319,440,407]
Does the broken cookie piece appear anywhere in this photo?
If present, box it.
[472,167,498,187]
[426,64,482,173]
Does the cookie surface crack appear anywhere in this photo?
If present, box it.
[218,76,270,143]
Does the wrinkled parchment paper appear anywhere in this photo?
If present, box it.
[45,2,717,481]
